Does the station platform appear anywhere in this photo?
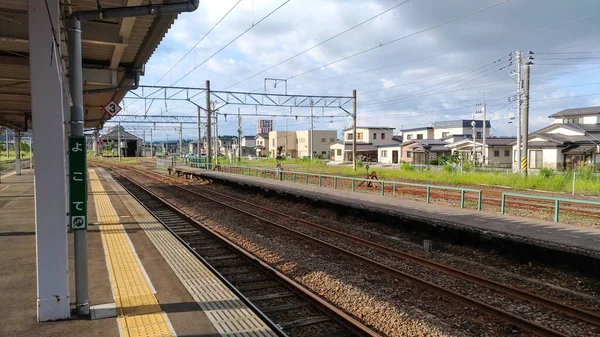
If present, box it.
[182,168,600,261]
[0,169,276,337]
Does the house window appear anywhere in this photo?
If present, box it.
[476,132,482,139]
[357,133,364,140]
[330,138,335,143]
[407,151,413,158]
[346,133,353,140]
[336,149,341,156]
[321,151,327,155]
[493,150,500,157]
[407,135,412,140]
[321,138,326,142]
[530,150,543,169]
[381,133,385,139]
[417,134,423,139]
[373,133,377,139]
[504,149,510,157]
[381,150,387,158]
[564,117,583,124]
[442,132,450,138]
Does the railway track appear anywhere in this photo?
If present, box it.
[249,168,600,221]
[106,167,378,337]
[99,163,600,337]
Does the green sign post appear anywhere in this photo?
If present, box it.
[69,136,87,230]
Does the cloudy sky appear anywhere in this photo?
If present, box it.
[114,0,600,140]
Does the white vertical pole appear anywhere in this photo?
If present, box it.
[515,51,522,173]
[310,99,314,160]
[118,123,121,161]
[150,129,153,157]
[29,0,70,321]
[482,103,487,166]
[15,131,21,175]
[29,137,32,169]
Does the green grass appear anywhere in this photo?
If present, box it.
[223,160,600,195]
[0,152,32,163]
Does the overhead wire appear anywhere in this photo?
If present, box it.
[154,0,243,86]
[254,0,511,92]
[171,0,292,86]
[221,0,413,90]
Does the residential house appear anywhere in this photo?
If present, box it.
[400,139,451,165]
[100,126,142,157]
[510,106,600,170]
[255,133,269,157]
[269,131,297,158]
[218,136,236,154]
[376,136,404,164]
[401,120,491,141]
[433,120,491,139]
[296,130,337,158]
[240,136,256,156]
[188,139,204,155]
[402,126,434,141]
[446,137,515,167]
[330,126,395,162]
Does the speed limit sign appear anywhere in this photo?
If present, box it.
[103,100,122,117]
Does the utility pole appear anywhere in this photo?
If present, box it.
[310,99,314,160]
[214,105,218,162]
[352,89,357,171]
[237,108,242,163]
[150,129,153,157]
[471,120,477,167]
[142,129,146,157]
[197,106,201,158]
[178,122,183,155]
[522,61,532,176]
[5,129,8,159]
[205,80,212,167]
[481,103,487,166]
[118,123,121,162]
[515,51,522,173]
[285,117,288,159]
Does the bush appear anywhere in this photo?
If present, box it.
[577,163,597,181]
[437,155,450,165]
[443,164,453,173]
[400,162,413,171]
[356,161,364,168]
[429,159,439,166]
[539,167,554,178]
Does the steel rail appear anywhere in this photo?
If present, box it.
[110,164,572,337]
[100,164,380,337]
[125,164,600,327]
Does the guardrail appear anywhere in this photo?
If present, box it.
[501,192,600,222]
[200,164,482,211]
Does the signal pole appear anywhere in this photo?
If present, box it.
[515,51,523,173]
[237,108,242,163]
[522,60,532,176]
[310,99,314,160]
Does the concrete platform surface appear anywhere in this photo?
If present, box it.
[0,169,277,337]
[186,168,600,260]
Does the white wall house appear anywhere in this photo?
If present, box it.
[330,126,395,162]
[447,138,515,167]
[254,133,269,157]
[296,130,337,158]
[512,106,600,170]
[240,136,255,156]
[377,144,402,164]
[401,127,433,141]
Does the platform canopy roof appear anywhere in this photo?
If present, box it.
[0,0,179,131]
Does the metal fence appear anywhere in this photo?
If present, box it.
[501,192,600,222]
[199,163,482,211]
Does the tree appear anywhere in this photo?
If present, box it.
[0,142,4,152]
[20,141,30,153]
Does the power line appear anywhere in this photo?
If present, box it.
[171,0,291,86]
[154,0,242,86]
[221,0,412,90]
[268,0,511,88]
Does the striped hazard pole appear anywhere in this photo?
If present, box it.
[521,157,528,173]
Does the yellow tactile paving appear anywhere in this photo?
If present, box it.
[97,168,277,337]
[89,169,176,337]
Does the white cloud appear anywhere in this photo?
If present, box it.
[130,0,600,139]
